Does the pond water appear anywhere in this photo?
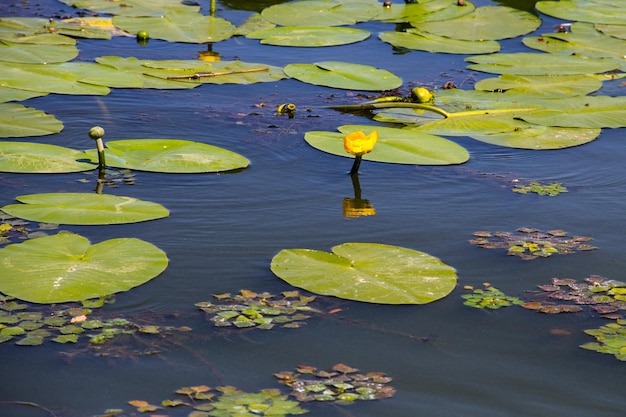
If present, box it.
[2,0,626,416]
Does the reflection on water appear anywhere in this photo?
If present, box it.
[2,0,626,416]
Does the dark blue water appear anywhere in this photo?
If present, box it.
[2,1,626,416]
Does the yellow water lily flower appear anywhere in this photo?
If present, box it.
[343,130,378,156]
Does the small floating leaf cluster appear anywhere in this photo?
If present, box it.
[0,294,191,348]
[580,320,626,362]
[462,284,524,309]
[469,227,597,260]
[512,181,568,196]
[521,276,626,316]
[195,290,320,330]
[274,363,396,403]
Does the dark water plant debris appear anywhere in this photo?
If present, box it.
[275,363,395,403]
[462,284,524,309]
[195,290,321,330]
[469,227,596,260]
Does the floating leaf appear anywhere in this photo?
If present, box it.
[474,74,603,97]
[58,0,200,17]
[271,242,457,305]
[276,364,395,403]
[1,193,170,225]
[0,103,64,138]
[284,61,402,91]
[521,96,626,128]
[468,125,600,150]
[466,52,620,75]
[83,139,250,173]
[462,285,524,309]
[0,233,168,303]
[469,228,596,260]
[418,6,540,41]
[113,12,236,44]
[261,0,380,27]
[512,181,568,196]
[536,0,625,25]
[523,23,626,59]
[581,320,626,361]
[380,28,499,54]
[0,142,95,173]
[247,26,370,47]
[304,125,469,165]
[0,40,78,64]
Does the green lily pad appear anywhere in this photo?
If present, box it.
[261,0,380,27]
[474,74,603,97]
[270,242,457,305]
[84,139,250,173]
[536,0,625,25]
[596,23,626,40]
[466,52,621,75]
[0,40,78,64]
[372,0,475,23]
[523,23,626,59]
[304,125,469,165]
[0,233,168,304]
[139,59,286,85]
[1,193,170,225]
[0,142,95,173]
[521,96,626,128]
[0,103,63,138]
[468,126,601,150]
[0,87,48,103]
[113,12,235,43]
[418,6,540,41]
[58,0,199,17]
[95,56,199,90]
[379,29,499,54]
[0,62,111,95]
[284,61,402,91]
[246,26,370,47]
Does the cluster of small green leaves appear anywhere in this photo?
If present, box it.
[469,227,596,260]
[521,275,626,315]
[274,363,395,403]
[0,294,190,350]
[581,319,626,362]
[195,290,321,330]
[462,285,524,309]
[0,215,58,245]
[99,385,307,417]
[512,181,568,196]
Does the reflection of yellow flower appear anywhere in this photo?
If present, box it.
[343,198,377,218]
[343,130,378,156]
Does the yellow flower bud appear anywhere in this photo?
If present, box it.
[343,130,378,156]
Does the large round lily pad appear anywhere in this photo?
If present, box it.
[1,193,170,225]
[84,139,250,173]
[305,125,469,165]
[284,61,402,91]
[0,233,168,304]
[0,142,95,173]
[270,242,457,305]
[246,26,370,47]
[0,103,64,138]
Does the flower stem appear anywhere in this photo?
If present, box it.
[350,155,362,175]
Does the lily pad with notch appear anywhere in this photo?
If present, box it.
[0,233,168,304]
[284,61,402,91]
[271,242,457,305]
